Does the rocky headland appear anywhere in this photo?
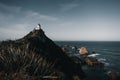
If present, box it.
[0,27,85,80]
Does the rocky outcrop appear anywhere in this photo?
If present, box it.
[0,28,85,80]
[61,46,69,53]
[85,57,104,67]
[79,47,88,55]
[107,70,119,80]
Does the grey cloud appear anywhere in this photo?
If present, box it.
[0,2,59,40]
[59,2,80,12]
[24,11,58,21]
[0,0,120,41]
[0,2,21,13]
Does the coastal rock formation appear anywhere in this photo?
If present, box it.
[0,27,85,80]
[79,47,88,55]
[72,46,77,51]
[85,57,104,67]
[61,46,69,53]
[107,70,119,80]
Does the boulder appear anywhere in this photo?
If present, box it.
[79,47,88,55]
[61,47,69,53]
[72,46,77,51]
[107,70,119,80]
[85,57,104,67]
[92,51,96,54]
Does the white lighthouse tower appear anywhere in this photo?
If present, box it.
[35,24,41,30]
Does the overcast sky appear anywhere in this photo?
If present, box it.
[0,0,120,41]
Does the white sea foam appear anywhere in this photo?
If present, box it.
[77,48,80,50]
[87,53,100,57]
[98,58,106,62]
[98,58,110,66]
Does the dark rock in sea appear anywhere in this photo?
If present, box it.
[61,46,69,53]
[72,46,78,51]
[107,70,119,80]
[0,28,85,80]
[92,51,96,54]
[85,57,104,67]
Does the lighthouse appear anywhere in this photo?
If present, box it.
[35,24,41,30]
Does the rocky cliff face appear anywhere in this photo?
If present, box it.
[0,28,85,80]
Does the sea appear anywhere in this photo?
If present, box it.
[55,41,120,80]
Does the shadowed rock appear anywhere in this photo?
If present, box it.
[85,57,104,67]
[107,70,119,80]
[61,46,69,53]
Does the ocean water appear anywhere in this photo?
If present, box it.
[55,41,120,80]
